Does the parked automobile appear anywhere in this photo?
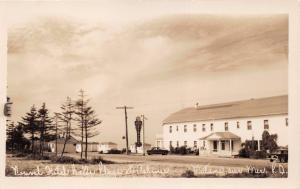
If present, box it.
[267,148,288,163]
[107,149,122,154]
[147,147,169,155]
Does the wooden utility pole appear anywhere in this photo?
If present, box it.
[141,114,147,156]
[116,106,133,155]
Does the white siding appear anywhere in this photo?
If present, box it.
[162,114,288,150]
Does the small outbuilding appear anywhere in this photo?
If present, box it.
[76,142,99,153]
[48,136,78,153]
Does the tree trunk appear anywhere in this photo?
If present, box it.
[80,114,83,160]
[60,121,69,159]
[85,121,88,160]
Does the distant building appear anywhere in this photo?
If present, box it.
[157,95,288,157]
[76,142,99,153]
[48,136,78,153]
[98,142,118,153]
[130,143,152,154]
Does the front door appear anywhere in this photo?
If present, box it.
[213,141,218,152]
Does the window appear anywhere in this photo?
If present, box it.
[224,122,229,131]
[202,124,206,132]
[184,141,187,146]
[193,124,197,132]
[264,120,269,130]
[203,140,205,147]
[210,123,214,131]
[184,125,187,132]
[286,118,288,127]
[176,125,179,131]
[194,141,197,147]
[176,141,179,147]
[237,121,240,129]
[221,141,225,150]
[169,141,173,147]
[169,126,172,133]
[247,121,252,130]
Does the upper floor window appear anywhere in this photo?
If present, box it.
[193,124,197,132]
[237,121,240,129]
[247,121,252,130]
[264,120,269,130]
[176,125,179,131]
[224,122,229,131]
[286,118,288,127]
[169,126,172,133]
[184,125,187,132]
[210,123,214,131]
[202,124,206,132]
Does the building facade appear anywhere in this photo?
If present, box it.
[157,95,288,157]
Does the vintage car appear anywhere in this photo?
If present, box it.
[267,148,288,163]
[147,147,169,155]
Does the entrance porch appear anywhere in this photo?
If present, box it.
[199,132,241,157]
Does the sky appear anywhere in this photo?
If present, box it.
[5,1,288,147]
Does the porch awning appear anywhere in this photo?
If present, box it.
[199,132,241,141]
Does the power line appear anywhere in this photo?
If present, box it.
[116,106,133,155]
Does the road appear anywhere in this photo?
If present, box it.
[98,154,285,169]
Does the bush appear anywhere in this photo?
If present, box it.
[249,151,267,159]
[90,156,114,164]
[26,153,52,160]
[171,146,188,155]
[51,156,81,164]
[239,148,250,158]
[181,170,195,178]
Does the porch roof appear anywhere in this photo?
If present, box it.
[199,132,241,141]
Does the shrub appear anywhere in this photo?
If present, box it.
[50,156,81,164]
[90,156,113,164]
[238,148,250,158]
[26,153,52,160]
[172,146,188,155]
[181,170,195,178]
[250,151,267,159]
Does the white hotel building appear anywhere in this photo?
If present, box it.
[156,95,288,157]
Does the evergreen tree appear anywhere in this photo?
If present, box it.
[74,89,88,160]
[22,105,39,154]
[75,89,101,160]
[57,97,74,158]
[37,103,53,156]
[14,123,28,152]
[83,106,101,160]
[6,121,15,152]
[262,130,278,153]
